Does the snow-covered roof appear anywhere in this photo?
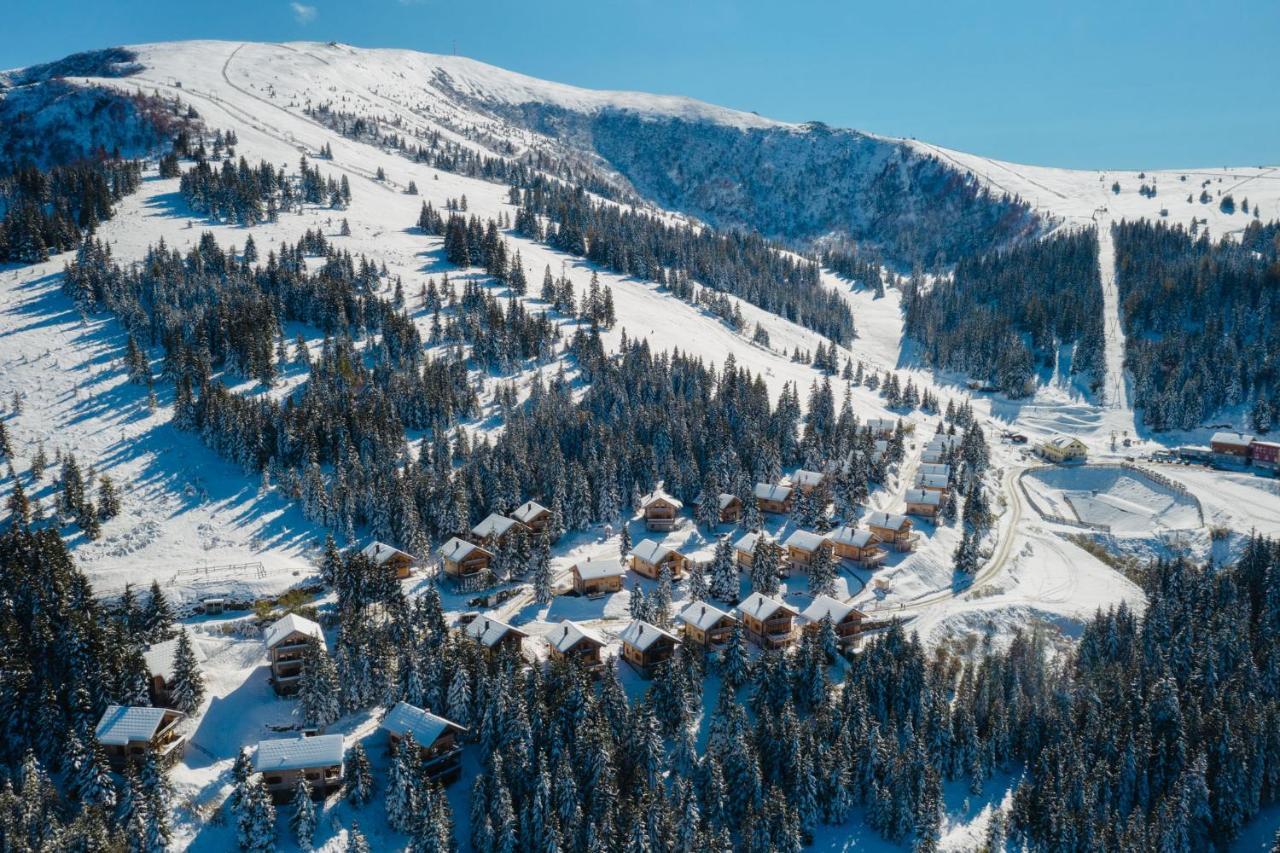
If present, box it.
[678,601,735,631]
[95,705,177,745]
[918,463,950,477]
[360,541,414,565]
[255,734,344,772]
[736,592,794,621]
[439,537,491,562]
[867,418,898,432]
[865,511,909,531]
[619,619,680,651]
[799,594,861,625]
[464,615,526,647]
[695,491,739,510]
[629,538,676,565]
[791,469,824,488]
[784,529,828,552]
[915,474,949,489]
[734,530,770,553]
[574,558,627,581]
[511,500,550,524]
[640,487,683,510]
[381,702,465,745]
[548,620,605,653]
[873,440,889,453]
[827,526,875,549]
[921,449,945,463]
[1210,431,1254,449]
[927,435,957,449]
[144,636,206,681]
[754,482,792,502]
[1044,434,1087,450]
[471,513,521,540]
[905,489,942,506]
[264,613,323,650]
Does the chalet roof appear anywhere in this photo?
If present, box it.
[799,594,863,625]
[511,500,550,524]
[733,530,771,553]
[548,620,606,653]
[629,539,676,565]
[921,449,945,463]
[574,558,627,581]
[144,636,206,682]
[867,418,898,432]
[915,473,949,489]
[695,491,740,510]
[619,619,680,652]
[255,734,344,773]
[905,489,942,506]
[1045,434,1087,450]
[360,541,414,565]
[784,529,828,552]
[827,526,875,549]
[865,511,910,532]
[471,513,521,541]
[381,702,465,745]
[1210,431,1254,449]
[927,435,957,449]
[791,469,824,488]
[464,615,526,647]
[95,705,177,745]
[918,463,950,477]
[873,440,890,454]
[754,482,793,502]
[736,592,795,621]
[678,601,736,632]
[264,613,323,650]
[640,486,683,510]
[439,537,492,563]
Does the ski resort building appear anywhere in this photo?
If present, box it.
[619,619,681,678]
[380,702,466,784]
[798,595,868,647]
[733,529,771,569]
[144,636,206,708]
[640,487,683,531]
[547,620,608,674]
[736,592,799,650]
[571,558,627,597]
[470,513,526,547]
[1251,440,1280,472]
[264,613,324,696]
[754,482,794,515]
[904,489,942,519]
[866,512,915,552]
[628,539,688,580]
[95,705,186,770]
[1210,432,1255,463]
[511,500,554,538]
[692,492,743,524]
[254,734,344,802]
[826,526,887,566]
[677,601,738,649]
[463,615,528,658]
[1037,435,1089,463]
[783,529,828,569]
[438,537,494,588]
[360,541,417,579]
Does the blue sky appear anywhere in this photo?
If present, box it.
[5,0,1277,169]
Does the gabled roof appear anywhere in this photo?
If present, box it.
[629,539,676,565]
[144,636,207,681]
[1045,434,1087,450]
[694,491,740,510]
[827,526,875,549]
[734,530,770,553]
[511,500,550,524]
[865,511,910,531]
[905,489,942,506]
[784,529,828,552]
[1210,431,1254,449]
[471,513,521,541]
[255,734,344,772]
[927,435,957,449]
[736,592,795,621]
[439,537,492,563]
[915,473,949,488]
[678,601,736,631]
[264,613,323,650]
[381,701,465,745]
[918,463,950,477]
[96,705,177,745]
[791,469,824,488]
[640,486,683,510]
[619,619,680,652]
[548,620,605,653]
[873,440,889,453]
[754,482,792,502]
[800,594,863,625]
[574,558,627,581]
[464,615,527,647]
[867,418,898,432]
[360,541,414,565]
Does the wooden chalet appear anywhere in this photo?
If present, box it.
[790,469,826,493]
[255,734,344,803]
[547,620,608,673]
[904,488,942,519]
[694,492,743,524]
[463,615,528,658]
[360,541,416,579]
[95,705,186,770]
[628,539,688,580]
[783,529,828,569]
[799,594,868,648]
[736,592,798,650]
[866,511,915,552]
[1037,434,1088,464]
[640,487,684,531]
[917,462,950,479]
[511,500,554,538]
[618,619,681,678]
[381,702,466,784]
[439,537,494,588]
[572,558,627,597]
[677,601,737,649]
[754,482,794,515]
[866,418,899,438]
[915,473,949,493]
[264,614,324,696]
[826,525,886,567]
[471,513,526,548]
[733,530,770,570]
[144,636,207,708]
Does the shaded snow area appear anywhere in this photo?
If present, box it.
[1023,465,1201,535]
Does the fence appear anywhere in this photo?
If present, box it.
[167,561,267,587]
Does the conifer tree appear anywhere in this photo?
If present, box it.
[290,779,316,849]
[171,627,206,713]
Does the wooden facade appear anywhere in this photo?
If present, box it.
[866,512,915,552]
[754,482,794,515]
[463,615,528,658]
[736,593,798,650]
[790,469,825,493]
[512,500,554,538]
[381,702,466,784]
[95,706,186,771]
[264,614,324,696]
[628,539,688,580]
[904,489,942,519]
[255,734,344,803]
[640,488,684,531]
[572,559,627,597]
[677,601,738,648]
[799,595,868,648]
[826,526,886,567]
[361,541,416,579]
[619,620,681,678]
[439,537,494,585]
[547,621,607,674]
[734,530,769,569]
[1038,435,1088,463]
[784,529,827,569]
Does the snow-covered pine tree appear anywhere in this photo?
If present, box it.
[299,636,341,728]
[345,742,374,807]
[290,778,316,849]
[170,627,205,713]
[709,535,739,603]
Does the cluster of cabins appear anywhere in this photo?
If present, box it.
[904,458,953,520]
[436,500,556,590]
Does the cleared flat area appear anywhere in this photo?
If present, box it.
[1024,465,1201,534]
